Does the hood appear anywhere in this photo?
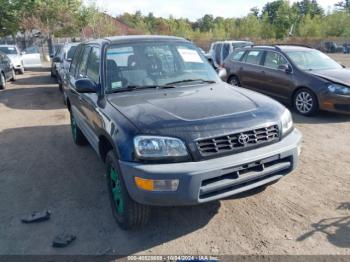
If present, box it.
[107,83,284,139]
[7,54,22,64]
[309,68,350,86]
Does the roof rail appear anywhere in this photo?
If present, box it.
[274,44,312,49]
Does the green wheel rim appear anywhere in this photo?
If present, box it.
[71,115,77,141]
[110,167,124,214]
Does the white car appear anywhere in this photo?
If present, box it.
[21,46,42,68]
[207,40,253,68]
[0,45,24,74]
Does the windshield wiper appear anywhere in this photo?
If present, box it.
[165,79,216,85]
[110,84,175,93]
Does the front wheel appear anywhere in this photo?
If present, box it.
[228,76,240,86]
[106,151,150,230]
[10,69,16,82]
[294,88,318,116]
[18,68,24,75]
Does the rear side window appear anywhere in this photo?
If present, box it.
[264,51,288,69]
[86,47,100,83]
[77,46,92,78]
[244,50,263,65]
[69,45,82,76]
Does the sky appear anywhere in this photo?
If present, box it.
[89,0,340,21]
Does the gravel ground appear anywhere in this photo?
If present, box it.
[0,58,349,256]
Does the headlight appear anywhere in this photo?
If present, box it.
[328,83,350,95]
[134,135,188,159]
[281,109,293,135]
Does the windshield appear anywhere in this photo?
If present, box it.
[0,46,18,55]
[105,41,219,92]
[66,46,77,60]
[285,49,342,71]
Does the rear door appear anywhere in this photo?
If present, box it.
[238,50,265,90]
[260,51,295,101]
[22,46,42,68]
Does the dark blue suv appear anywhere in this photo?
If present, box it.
[64,36,302,229]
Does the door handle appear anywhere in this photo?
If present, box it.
[261,70,266,74]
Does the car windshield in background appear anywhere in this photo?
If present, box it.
[0,47,18,55]
[285,50,342,71]
[105,42,219,92]
[67,46,77,60]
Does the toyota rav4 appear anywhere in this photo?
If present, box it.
[64,36,302,229]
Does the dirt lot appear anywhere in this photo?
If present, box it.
[0,55,349,256]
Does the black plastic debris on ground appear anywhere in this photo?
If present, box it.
[21,211,51,223]
[52,234,76,248]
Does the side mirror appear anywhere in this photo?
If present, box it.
[217,67,227,80]
[341,64,346,68]
[278,64,292,74]
[75,78,97,93]
[20,51,25,55]
[50,54,54,58]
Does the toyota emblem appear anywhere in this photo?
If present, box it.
[238,133,250,145]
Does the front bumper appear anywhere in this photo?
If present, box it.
[319,92,350,115]
[120,128,302,206]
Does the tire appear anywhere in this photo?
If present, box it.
[293,88,318,116]
[0,73,6,89]
[18,68,24,75]
[58,82,63,93]
[70,112,88,146]
[228,75,240,86]
[106,151,151,230]
[10,69,16,82]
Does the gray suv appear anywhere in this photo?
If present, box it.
[64,36,302,229]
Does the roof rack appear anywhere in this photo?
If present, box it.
[274,44,312,49]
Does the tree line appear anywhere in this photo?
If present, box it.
[1,0,350,42]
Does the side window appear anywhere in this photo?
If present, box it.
[222,44,230,61]
[69,45,82,76]
[264,51,288,70]
[231,50,246,61]
[77,46,91,78]
[244,50,263,65]
[86,47,100,83]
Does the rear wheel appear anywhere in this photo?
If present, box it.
[70,113,88,146]
[0,73,6,89]
[294,88,318,116]
[106,151,150,230]
[228,76,240,86]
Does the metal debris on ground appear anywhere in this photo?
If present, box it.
[21,211,51,223]
[52,234,76,248]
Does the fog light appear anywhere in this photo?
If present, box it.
[134,177,179,191]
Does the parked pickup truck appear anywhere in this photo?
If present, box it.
[64,35,302,230]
